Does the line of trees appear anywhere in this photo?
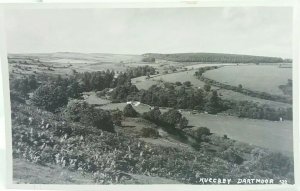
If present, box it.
[109,81,292,121]
[227,101,293,121]
[110,81,228,114]
[142,107,188,129]
[23,66,157,113]
[78,65,156,92]
[126,65,156,78]
[143,53,289,63]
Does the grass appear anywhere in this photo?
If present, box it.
[83,92,111,105]
[13,158,182,184]
[182,111,293,155]
[13,159,95,184]
[119,117,194,151]
[203,65,292,96]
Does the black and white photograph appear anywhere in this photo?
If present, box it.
[0,3,297,188]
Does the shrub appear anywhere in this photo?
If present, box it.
[31,84,68,112]
[159,109,182,127]
[10,75,38,97]
[142,57,155,62]
[141,128,159,138]
[123,104,139,117]
[194,127,211,139]
[221,148,244,164]
[175,81,182,86]
[183,81,192,87]
[66,81,82,99]
[64,100,88,122]
[142,107,161,123]
[96,88,109,97]
[256,152,294,176]
[111,109,123,126]
[178,117,188,129]
[143,108,189,131]
[204,84,211,92]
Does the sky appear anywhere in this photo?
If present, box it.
[3,7,293,58]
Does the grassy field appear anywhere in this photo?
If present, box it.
[182,112,293,155]
[203,65,292,96]
[133,63,239,90]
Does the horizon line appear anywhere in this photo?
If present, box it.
[6,51,292,59]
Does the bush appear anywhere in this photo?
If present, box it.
[10,75,38,98]
[142,57,155,62]
[221,148,244,164]
[31,84,68,112]
[178,117,188,129]
[142,107,161,123]
[64,100,114,132]
[175,82,182,86]
[143,108,189,131]
[194,127,211,139]
[66,81,82,99]
[204,84,211,92]
[111,109,123,126]
[141,128,159,138]
[256,152,294,176]
[123,104,139,117]
[183,81,192,87]
[159,109,182,127]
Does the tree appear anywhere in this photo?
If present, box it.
[238,84,243,90]
[175,81,182,86]
[28,75,38,90]
[178,117,188,129]
[64,100,114,132]
[142,107,161,123]
[123,104,138,117]
[111,109,123,126]
[31,84,68,112]
[64,100,88,122]
[183,81,192,87]
[159,109,182,127]
[141,128,159,138]
[205,90,222,114]
[194,127,210,139]
[67,81,82,98]
[142,57,156,62]
[204,84,211,92]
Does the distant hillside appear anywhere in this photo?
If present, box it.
[143,53,291,63]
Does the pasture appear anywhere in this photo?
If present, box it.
[184,112,293,155]
[203,65,292,96]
